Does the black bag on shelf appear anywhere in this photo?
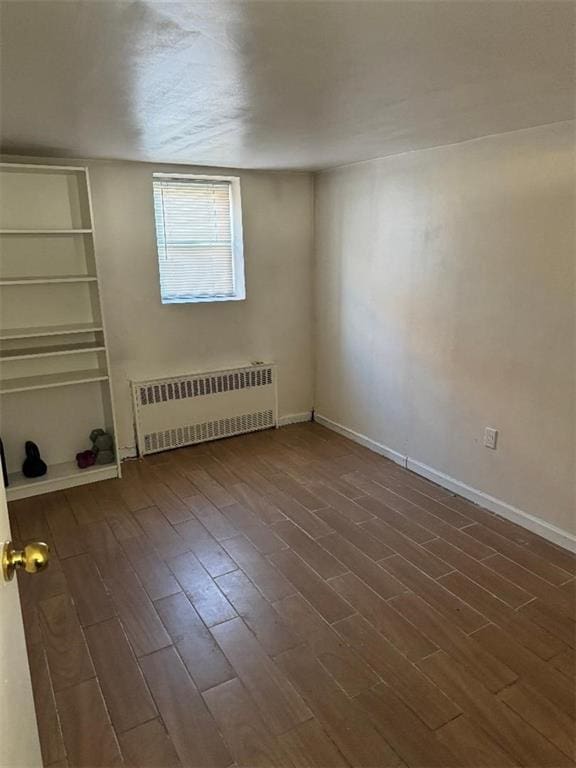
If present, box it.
[22,441,47,478]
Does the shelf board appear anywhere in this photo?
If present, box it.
[0,229,92,235]
[0,275,97,285]
[0,342,106,361]
[0,322,103,341]
[0,368,109,394]
[0,162,87,173]
[6,461,118,501]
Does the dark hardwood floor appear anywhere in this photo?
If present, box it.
[9,422,576,768]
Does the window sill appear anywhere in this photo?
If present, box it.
[161,294,246,305]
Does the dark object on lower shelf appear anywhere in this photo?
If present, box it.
[0,437,8,487]
[22,441,47,478]
[76,449,96,469]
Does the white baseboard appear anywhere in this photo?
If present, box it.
[316,413,576,554]
[314,414,407,467]
[407,458,576,554]
[278,411,313,427]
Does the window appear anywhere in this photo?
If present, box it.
[152,173,245,304]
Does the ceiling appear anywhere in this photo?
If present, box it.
[1,1,574,171]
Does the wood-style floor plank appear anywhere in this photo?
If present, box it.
[185,494,239,541]
[155,591,235,691]
[424,536,533,607]
[140,646,232,768]
[184,469,237,509]
[382,554,487,634]
[27,643,67,766]
[55,679,123,767]
[80,519,134,582]
[115,476,154,513]
[60,554,114,627]
[203,678,294,768]
[352,491,435,544]
[334,613,461,729]
[472,623,575,719]
[221,535,295,602]
[272,592,379,696]
[118,719,182,768]
[37,593,95,692]
[269,549,353,623]
[175,517,239,577]
[215,569,300,656]
[121,534,182,601]
[465,525,573,585]
[12,423,576,768]
[105,571,172,657]
[520,600,576,647]
[168,551,238,627]
[315,506,394,560]
[273,520,348,580]
[419,651,573,767]
[389,592,517,692]
[306,482,372,523]
[435,716,521,768]
[267,489,332,538]
[483,553,575,616]
[211,617,312,735]
[142,478,195,525]
[498,681,576,757]
[226,482,285,525]
[44,494,87,559]
[134,506,190,559]
[355,683,460,767]
[439,569,568,660]
[221,501,287,554]
[344,473,455,540]
[94,486,142,542]
[64,487,104,526]
[84,617,157,733]
[280,719,350,768]
[319,533,408,598]
[550,649,575,679]
[328,572,437,660]
[362,518,452,578]
[276,645,402,767]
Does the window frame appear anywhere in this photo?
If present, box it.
[152,172,246,305]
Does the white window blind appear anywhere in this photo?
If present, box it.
[153,176,244,304]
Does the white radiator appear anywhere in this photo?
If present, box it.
[131,363,278,455]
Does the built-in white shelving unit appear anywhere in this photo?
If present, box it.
[0,162,120,500]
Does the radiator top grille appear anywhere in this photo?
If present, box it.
[138,365,274,407]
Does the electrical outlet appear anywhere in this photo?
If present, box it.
[484,427,498,450]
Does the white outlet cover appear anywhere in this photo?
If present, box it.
[484,427,498,449]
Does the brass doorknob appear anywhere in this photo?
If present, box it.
[2,541,50,582]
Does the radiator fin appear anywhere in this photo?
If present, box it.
[143,409,275,453]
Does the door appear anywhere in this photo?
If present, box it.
[0,480,42,768]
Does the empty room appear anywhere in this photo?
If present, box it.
[0,1,574,767]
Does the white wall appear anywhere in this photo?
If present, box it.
[315,121,575,537]
[86,161,314,453]
[0,156,315,455]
